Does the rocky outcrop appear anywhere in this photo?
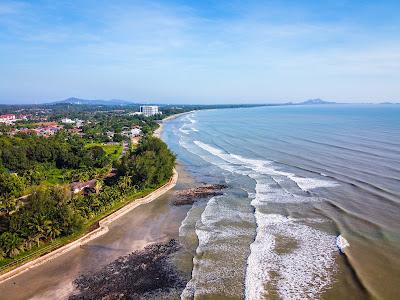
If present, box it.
[69,239,185,300]
[172,184,227,206]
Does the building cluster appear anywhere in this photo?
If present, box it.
[0,114,29,125]
[1,105,161,140]
[61,118,84,127]
[121,127,142,138]
[9,123,63,137]
[106,127,142,140]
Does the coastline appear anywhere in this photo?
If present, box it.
[0,114,186,285]
[154,111,193,138]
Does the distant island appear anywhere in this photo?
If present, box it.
[298,99,337,105]
[380,102,400,105]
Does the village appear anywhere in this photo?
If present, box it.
[0,105,162,140]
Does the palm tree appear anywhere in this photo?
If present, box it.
[0,232,24,257]
[94,179,103,194]
[27,215,46,237]
[0,249,5,260]
[118,175,132,192]
[29,234,43,247]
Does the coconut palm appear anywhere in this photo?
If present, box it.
[0,232,24,257]
[118,175,132,192]
[94,179,103,194]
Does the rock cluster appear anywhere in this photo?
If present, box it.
[69,239,185,300]
[172,184,227,206]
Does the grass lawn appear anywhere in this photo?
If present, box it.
[85,143,123,160]
[44,166,70,185]
[41,143,123,185]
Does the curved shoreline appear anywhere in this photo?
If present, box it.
[154,111,193,138]
[0,169,178,284]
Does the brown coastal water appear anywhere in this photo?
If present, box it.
[0,165,194,300]
[162,106,400,300]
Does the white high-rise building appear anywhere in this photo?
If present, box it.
[140,105,160,117]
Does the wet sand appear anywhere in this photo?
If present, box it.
[0,165,196,300]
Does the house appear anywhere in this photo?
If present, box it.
[68,128,83,136]
[0,114,16,124]
[129,112,143,116]
[75,119,84,127]
[61,118,75,124]
[16,114,29,121]
[71,179,97,194]
[33,124,63,137]
[121,128,142,138]
[106,131,115,139]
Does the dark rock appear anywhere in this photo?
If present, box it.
[69,239,185,300]
[172,184,227,206]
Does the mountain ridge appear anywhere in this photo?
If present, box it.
[298,99,336,105]
[53,97,139,106]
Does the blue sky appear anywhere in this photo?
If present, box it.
[0,0,399,104]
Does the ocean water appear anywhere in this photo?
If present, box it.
[162,104,400,300]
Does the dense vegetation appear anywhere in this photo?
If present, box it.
[80,113,159,142]
[0,134,175,260]
[0,103,189,261]
[119,137,175,188]
[0,133,112,204]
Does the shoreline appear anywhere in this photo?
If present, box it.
[154,111,194,138]
[0,114,187,285]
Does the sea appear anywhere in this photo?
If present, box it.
[162,104,400,300]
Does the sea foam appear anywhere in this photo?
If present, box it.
[194,141,338,193]
[245,211,337,300]
[182,195,254,299]
[180,139,338,299]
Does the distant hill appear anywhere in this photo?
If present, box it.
[380,102,400,105]
[53,97,138,106]
[298,99,336,105]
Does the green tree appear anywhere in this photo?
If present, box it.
[0,173,26,212]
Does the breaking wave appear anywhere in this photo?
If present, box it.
[179,140,339,299]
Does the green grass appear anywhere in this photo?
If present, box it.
[85,143,123,160]
[43,166,70,185]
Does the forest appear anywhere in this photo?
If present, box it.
[0,134,175,260]
[0,133,111,201]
